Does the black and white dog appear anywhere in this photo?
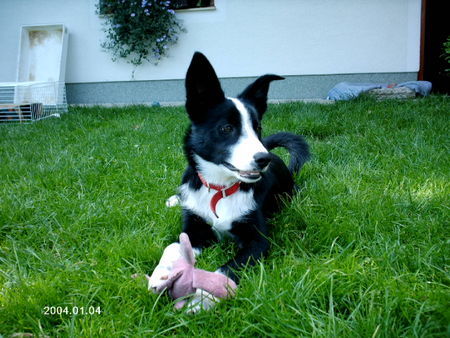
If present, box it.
[149,52,310,311]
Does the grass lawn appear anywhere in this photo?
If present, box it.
[0,96,448,336]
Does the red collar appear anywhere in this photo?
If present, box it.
[197,172,241,218]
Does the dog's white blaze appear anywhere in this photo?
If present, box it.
[180,182,256,233]
[228,98,268,171]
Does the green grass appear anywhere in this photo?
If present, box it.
[0,96,449,337]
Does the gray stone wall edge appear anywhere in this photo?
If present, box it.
[66,72,418,105]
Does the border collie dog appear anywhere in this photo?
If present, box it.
[149,52,310,311]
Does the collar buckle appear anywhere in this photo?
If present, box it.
[197,172,241,218]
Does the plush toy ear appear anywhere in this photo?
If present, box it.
[238,74,284,118]
[179,233,196,265]
[185,52,226,123]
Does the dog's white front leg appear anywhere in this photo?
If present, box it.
[185,289,220,313]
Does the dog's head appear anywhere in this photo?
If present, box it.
[185,52,284,184]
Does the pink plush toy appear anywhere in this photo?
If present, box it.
[147,233,237,309]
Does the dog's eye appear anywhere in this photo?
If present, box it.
[219,124,234,134]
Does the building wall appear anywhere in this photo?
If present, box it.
[0,0,422,103]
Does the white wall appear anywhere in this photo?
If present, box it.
[0,0,421,83]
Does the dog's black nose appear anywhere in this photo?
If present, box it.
[254,152,271,170]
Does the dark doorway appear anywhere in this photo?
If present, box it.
[419,0,450,94]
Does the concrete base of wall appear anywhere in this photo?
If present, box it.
[66,72,418,105]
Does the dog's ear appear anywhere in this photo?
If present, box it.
[185,52,225,122]
[238,74,284,117]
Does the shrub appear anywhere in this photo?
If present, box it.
[98,0,184,66]
[444,36,450,73]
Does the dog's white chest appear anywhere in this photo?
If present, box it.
[180,184,256,233]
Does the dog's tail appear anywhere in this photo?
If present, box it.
[263,132,310,175]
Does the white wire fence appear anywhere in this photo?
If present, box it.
[0,81,67,123]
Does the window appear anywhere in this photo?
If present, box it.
[170,0,214,10]
[99,0,215,15]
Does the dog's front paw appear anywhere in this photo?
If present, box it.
[147,242,181,293]
[184,289,220,314]
[165,195,181,207]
